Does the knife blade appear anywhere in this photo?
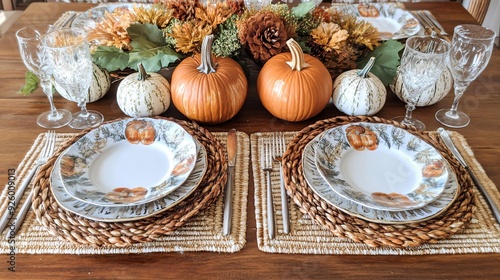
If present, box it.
[222,129,237,236]
[438,128,500,224]
[422,11,448,36]
[418,11,451,42]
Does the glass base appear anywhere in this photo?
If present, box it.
[37,109,72,129]
[392,116,426,130]
[69,110,104,129]
[435,109,470,128]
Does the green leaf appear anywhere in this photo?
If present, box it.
[292,2,316,18]
[128,23,166,50]
[356,40,404,86]
[92,46,130,71]
[18,71,39,96]
[128,46,181,72]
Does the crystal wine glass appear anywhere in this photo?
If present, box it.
[16,26,72,128]
[393,36,450,130]
[435,24,495,128]
[42,28,103,129]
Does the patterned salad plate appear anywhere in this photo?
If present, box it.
[332,3,421,40]
[303,135,459,224]
[58,118,197,207]
[315,123,449,211]
[51,140,207,222]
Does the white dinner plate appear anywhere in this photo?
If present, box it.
[303,135,459,224]
[72,3,150,31]
[315,123,449,211]
[58,118,197,207]
[331,3,420,40]
[51,140,206,222]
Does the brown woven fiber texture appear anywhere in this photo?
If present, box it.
[0,118,249,254]
[251,116,500,254]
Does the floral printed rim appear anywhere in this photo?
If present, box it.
[332,3,421,40]
[303,136,459,224]
[315,122,449,211]
[58,118,197,207]
[51,140,207,222]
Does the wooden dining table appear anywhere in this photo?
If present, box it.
[0,1,499,278]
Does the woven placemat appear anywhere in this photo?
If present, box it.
[251,116,500,254]
[0,118,249,254]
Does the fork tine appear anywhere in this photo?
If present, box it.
[42,130,56,159]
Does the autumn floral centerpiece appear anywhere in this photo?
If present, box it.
[86,0,395,80]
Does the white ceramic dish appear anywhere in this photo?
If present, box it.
[58,118,197,206]
[51,140,206,222]
[331,3,420,40]
[315,123,449,211]
[303,136,459,224]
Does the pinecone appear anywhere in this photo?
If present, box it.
[238,11,287,63]
[162,0,199,21]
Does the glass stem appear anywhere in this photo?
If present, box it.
[403,103,415,125]
[78,98,90,118]
[448,85,468,116]
[40,79,60,120]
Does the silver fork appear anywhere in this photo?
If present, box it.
[0,130,57,235]
[261,139,275,239]
[272,132,289,234]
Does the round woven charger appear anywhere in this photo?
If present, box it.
[31,117,227,247]
[282,116,475,248]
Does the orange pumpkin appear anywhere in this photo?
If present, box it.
[257,39,332,122]
[170,35,248,124]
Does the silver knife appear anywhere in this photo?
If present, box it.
[422,11,448,36]
[222,129,237,236]
[438,128,500,224]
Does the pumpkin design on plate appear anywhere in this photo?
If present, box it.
[125,119,156,145]
[105,187,148,203]
[59,155,87,178]
[345,125,378,151]
[358,3,380,17]
[171,155,196,177]
[422,159,446,177]
[371,192,416,208]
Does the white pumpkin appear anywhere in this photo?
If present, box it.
[55,63,110,103]
[116,63,171,117]
[391,66,453,107]
[333,57,386,116]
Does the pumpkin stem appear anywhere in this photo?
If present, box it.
[197,35,217,74]
[137,63,150,81]
[285,38,309,71]
[357,57,376,78]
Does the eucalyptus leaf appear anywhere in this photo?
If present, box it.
[356,40,404,86]
[292,2,316,18]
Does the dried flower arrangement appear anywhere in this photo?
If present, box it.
[86,1,394,80]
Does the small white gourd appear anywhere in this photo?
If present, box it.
[333,57,386,116]
[55,63,110,103]
[117,63,171,117]
[391,67,453,107]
